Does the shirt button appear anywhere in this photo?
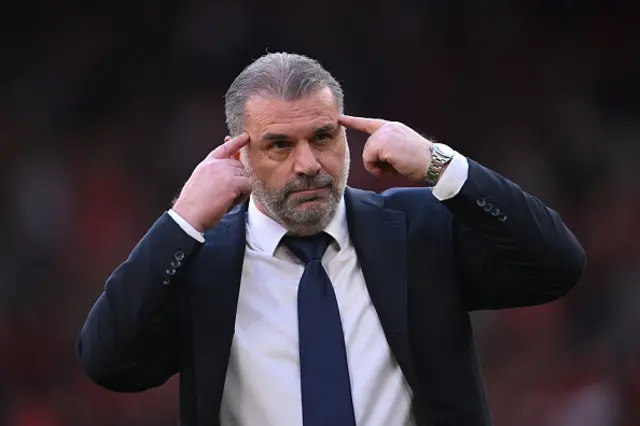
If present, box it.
[174,251,185,261]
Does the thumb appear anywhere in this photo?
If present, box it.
[362,146,382,176]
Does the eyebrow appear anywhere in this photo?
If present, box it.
[261,123,338,141]
[312,123,339,136]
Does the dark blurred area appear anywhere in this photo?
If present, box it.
[1,0,639,425]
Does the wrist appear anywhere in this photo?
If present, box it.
[172,202,206,233]
[424,143,455,187]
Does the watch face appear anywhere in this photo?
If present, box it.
[435,143,455,158]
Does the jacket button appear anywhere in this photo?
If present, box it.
[170,260,182,269]
[476,198,486,207]
[483,203,493,212]
[162,277,171,285]
[174,250,185,261]
[491,208,500,216]
[498,213,508,222]
[166,268,176,276]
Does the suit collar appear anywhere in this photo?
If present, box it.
[190,188,417,423]
[344,187,417,390]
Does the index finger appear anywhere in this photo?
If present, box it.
[339,115,388,134]
[209,133,250,159]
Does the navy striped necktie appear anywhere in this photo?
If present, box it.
[282,233,356,426]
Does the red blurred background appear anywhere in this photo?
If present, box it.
[1,1,639,425]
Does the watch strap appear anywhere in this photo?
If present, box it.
[424,144,454,187]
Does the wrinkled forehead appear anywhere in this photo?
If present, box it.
[243,88,340,141]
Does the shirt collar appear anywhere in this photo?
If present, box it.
[246,195,348,256]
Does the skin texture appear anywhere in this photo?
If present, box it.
[172,133,252,232]
[173,87,436,235]
[239,87,350,236]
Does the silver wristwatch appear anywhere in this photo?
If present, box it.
[424,143,455,187]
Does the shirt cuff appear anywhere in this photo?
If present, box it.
[167,209,205,243]
[431,152,469,201]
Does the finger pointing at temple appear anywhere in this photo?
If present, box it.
[338,115,388,135]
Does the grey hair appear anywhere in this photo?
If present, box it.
[224,52,344,136]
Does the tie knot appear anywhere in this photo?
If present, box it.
[282,232,333,264]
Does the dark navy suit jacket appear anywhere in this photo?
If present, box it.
[77,160,586,426]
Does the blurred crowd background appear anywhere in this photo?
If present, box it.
[1,0,639,425]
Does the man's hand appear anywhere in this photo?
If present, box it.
[339,115,433,181]
[173,133,252,232]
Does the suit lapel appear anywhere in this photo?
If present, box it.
[344,187,417,391]
[188,204,247,426]
[187,191,417,423]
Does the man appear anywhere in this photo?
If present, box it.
[77,53,586,426]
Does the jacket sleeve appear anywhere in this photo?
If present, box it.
[76,212,201,392]
[441,159,586,311]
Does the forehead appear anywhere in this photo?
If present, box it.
[244,87,339,138]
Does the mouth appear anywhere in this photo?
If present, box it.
[290,185,331,197]
[292,186,329,195]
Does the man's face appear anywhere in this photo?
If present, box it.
[240,87,349,236]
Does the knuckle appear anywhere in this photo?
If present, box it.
[386,122,401,132]
[387,121,404,133]
[223,171,235,184]
[201,160,219,175]
[193,162,209,175]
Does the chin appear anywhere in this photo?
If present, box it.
[284,202,328,222]
[276,194,338,234]
[284,217,328,237]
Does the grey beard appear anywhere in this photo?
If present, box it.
[244,150,350,236]
[250,171,340,236]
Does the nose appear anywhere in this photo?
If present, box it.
[292,142,321,176]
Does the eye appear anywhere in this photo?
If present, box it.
[270,141,287,150]
[315,133,331,142]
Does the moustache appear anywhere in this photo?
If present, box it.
[283,173,334,196]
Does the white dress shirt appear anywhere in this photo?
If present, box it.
[167,152,469,425]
